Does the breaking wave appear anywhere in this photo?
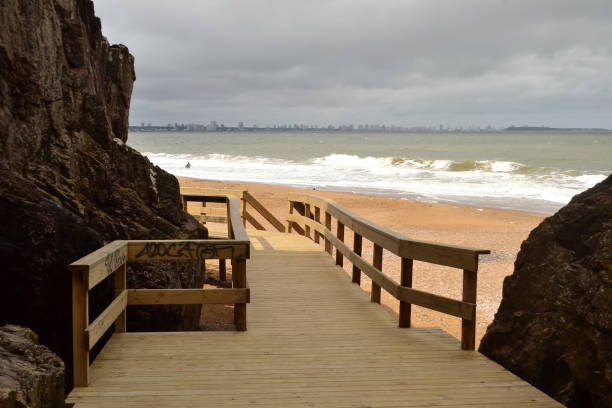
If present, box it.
[143,152,609,213]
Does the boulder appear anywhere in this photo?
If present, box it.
[0,0,207,388]
[0,325,64,408]
[479,174,612,408]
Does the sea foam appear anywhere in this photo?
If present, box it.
[144,152,608,213]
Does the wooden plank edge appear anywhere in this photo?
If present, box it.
[199,207,228,216]
[400,240,488,271]
[244,191,286,232]
[288,193,403,253]
[127,240,250,261]
[287,192,490,258]
[68,241,128,291]
[180,187,244,198]
[244,210,266,231]
[68,240,127,269]
[68,240,128,271]
[398,286,475,320]
[227,196,250,241]
[287,210,487,271]
[127,288,249,305]
[85,290,127,350]
[202,215,228,224]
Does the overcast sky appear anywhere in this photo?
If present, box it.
[94,0,612,128]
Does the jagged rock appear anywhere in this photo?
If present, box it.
[0,325,64,408]
[0,0,207,388]
[479,175,612,408]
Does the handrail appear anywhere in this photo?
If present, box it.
[68,240,128,290]
[243,191,286,232]
[287,192,490,350]
[181,187,245,199]
[227,196,249,241]
[69,194,250,387]
[180,187,285,233]
[288,193,488,269]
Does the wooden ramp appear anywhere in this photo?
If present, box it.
[67,229,561,407]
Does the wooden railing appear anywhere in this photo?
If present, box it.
[180,187,285,233]
[69,196,250,387]
[286,193,490,350]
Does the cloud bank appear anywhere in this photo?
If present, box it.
[95,0,612,128]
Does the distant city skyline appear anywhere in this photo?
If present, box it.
[129,120,610,133]
[96,1,612,128]
[132,120,499,131]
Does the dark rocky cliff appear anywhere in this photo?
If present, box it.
[480,174,612,408]
[0,0,207,388]
[0,325,65,407]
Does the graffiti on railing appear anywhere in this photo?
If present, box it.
[104,248,126,274]
[134,241,236,261]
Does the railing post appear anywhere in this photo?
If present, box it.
[226,198,233,239]
[352,233,362,284]
[181,196,188,211]
[371,244,383,303]
[287,201,294,233]
[461,267,477,350]
[304,203,311,240]
[114,263,127,333]
[288,201,306,236]
[314,207,321,244]
[219,259,226,281]
[72,269,89,387]
[232,257,247,331]
[241,194,247,227]
[324,212,332,255]
[399,258,413,328]
[201,201,206,225]
[335,221,345,266]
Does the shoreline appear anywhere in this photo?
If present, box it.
[179,176,547,346]
[179,175,556,215]
[242,179,561,215]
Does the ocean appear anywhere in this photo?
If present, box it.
[127,131,611,214]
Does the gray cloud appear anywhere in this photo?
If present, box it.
[95,0,612,127]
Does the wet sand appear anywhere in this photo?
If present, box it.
[179,176,546,346]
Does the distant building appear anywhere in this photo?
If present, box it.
[207,121,218,131]
[238,121,244,130]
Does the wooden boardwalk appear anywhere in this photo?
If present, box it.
[67,229,561,407]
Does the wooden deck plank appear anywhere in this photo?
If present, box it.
[67,229,561,407]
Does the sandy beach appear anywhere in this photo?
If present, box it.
[179,176,547,346]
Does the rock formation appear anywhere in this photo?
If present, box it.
[0,0,207,389]
[479,174,612,408]
[0,325,65,408]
